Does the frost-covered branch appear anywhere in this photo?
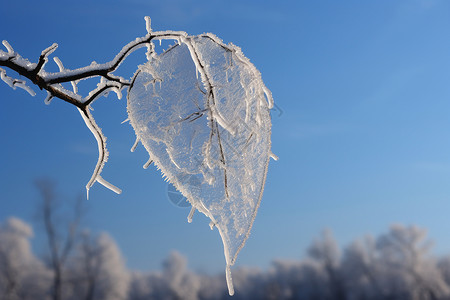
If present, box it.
[0,17,191,196]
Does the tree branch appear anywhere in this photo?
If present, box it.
[0,17,190,196]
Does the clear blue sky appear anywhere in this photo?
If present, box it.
[2,0,450,274]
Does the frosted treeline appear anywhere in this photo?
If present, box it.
[2,218,450,300]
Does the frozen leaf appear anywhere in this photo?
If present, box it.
[127,34,274,295]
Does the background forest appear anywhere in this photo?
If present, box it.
[2,183,450,300]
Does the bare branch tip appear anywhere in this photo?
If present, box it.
[53,57,64,71]
[96,176,122,194]
[16,81,36,96]
[2,40,14,54]
[42,43,58,57]
[145,16,152,34]
[44,92,54,105]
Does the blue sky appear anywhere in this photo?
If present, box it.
[2,0,450,273]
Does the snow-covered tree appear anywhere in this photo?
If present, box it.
[71,232,129,300]
[36,179,84,300]
[0,218,51,300]
[341,235,384,299]
[162,251,201,300]
[307,229,346,299]
[375,224,449,300]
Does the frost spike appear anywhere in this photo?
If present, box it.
[269,152,279,161]
[209,221,215,230]
[44,92,53,105]
[131,137,140,152]
[187,206,195,223]
[143,157,153,169]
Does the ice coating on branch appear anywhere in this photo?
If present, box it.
[0,68,15,88]
[0,68,36,96]
[127,34,273,296]
[78,107,122,199]
[145,16,152,34]
[2,40,14,54]
[14,81,36,96]
[44,92,53,105]
[41,43,58,59]
[53,57,65,71]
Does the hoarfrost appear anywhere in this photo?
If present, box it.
[0,17,274,297]
[0,68,36,96]
[127,34,273,296]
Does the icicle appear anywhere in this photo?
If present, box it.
[269,152,279,161]
[96,176,122,194]
[144,16,152,34]
[143,157,153,169]
[121,118,130,124]
[130,137,139,152]
[226,265,235,296]
[159,39,161,46]
[209,221,215,230]
[44,92,53,105]
[187,206,195,223]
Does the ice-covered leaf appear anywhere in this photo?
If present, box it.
[127,34,274,295]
